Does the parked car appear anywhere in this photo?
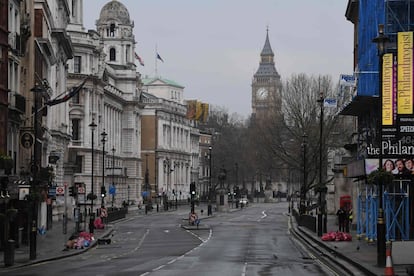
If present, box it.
[239,197,248,206]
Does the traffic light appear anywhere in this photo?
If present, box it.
[69,186,76,197]
[101,186,106,198]
[190,182,196,195]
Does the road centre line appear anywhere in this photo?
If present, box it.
[257,210,267,221]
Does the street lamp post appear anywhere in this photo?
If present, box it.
[235,162,238,207]
[373,23,389,267]
[317,91,327,236]
[127,185,130,205]
[300,133,308,215]
[88,119,97,234]
[208,146,212,216]
[29,84,43,260]
[174,162,178,209]
[163,158,171,211]
[111,147,115,208]
[144,154,150,214]
[101,130,107,208]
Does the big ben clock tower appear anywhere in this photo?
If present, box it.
[252,28,282,119]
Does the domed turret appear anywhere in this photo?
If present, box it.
[96,0,136,66]
[97,0,131,25]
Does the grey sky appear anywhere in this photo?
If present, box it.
[83,0,353,118]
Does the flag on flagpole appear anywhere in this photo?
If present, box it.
[157,53,164,62]
[46,77,89,106]
[134,52,145,66]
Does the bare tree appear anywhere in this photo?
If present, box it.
[201,75,353,204]
[253,73,348,199]
[201,105,250,194]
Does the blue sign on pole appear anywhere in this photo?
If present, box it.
[48,187,56,197]
[109,184,116,195]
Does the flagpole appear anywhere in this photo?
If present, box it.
[155,44,158,77]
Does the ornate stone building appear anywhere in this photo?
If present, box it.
[141,77,196,205]
[66,0,143,214]
[0,0,8,155]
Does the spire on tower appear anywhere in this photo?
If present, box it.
[261,27,274,57]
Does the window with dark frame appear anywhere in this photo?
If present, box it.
[110,23,115,36]
[110,48,116,61]
[75,155,83,173]
[72,89,80,104]
[74,56,81,73]
[72,118,80,140]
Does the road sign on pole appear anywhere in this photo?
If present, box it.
[56,186,64,196]
[77,186,85,194]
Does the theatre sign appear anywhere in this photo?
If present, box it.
[367,32,414,159]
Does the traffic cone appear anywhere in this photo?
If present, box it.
[384,243,394,276]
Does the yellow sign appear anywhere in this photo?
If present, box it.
[397,32,413,114]
[382,53,394,125]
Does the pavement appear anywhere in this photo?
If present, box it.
[291,213,384,275]
[0,201,412,275]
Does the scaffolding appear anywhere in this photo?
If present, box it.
[356,0,385,97]
[357,184,378,241]
[357,180,410,241]
[356,0,414,97]
[386,0,414,43]
[384,179,410,240]
[353,0,414,242]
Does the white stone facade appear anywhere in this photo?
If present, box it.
[64,0,143,213]
[142,78,196,202]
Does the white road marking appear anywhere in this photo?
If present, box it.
[257,210,267,221]
[241,262,247,276]
[152,265,165,271]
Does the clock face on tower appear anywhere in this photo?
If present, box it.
[257,88,268,100]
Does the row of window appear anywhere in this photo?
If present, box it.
[162,124,190,150]
[73,154,120,174]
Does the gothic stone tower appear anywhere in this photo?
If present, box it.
[251,29,282,119]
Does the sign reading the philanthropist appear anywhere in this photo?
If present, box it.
[397,32,413,114]
[367,140,414,158]
[382,53,395,126]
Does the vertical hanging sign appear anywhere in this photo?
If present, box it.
[382,53,394,126]
[397,31,414,149]
[397,32,413,114]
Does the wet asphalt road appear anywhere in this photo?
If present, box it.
[4,202,333,276]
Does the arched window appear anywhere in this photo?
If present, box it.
[109,48,116,61]
[110,23,115,37]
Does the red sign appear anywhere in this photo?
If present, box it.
[56,186,64,195]
[77,186,85,194]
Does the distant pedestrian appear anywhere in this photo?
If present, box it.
[336,207,346,232]
[344,208,350,232]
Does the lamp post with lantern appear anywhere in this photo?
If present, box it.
[208,146,212,216]
[372,23,389,267]
[111,147,115,208]
[88,119,97,233]
[300,133,308,215]
[100,130,107,208]
[317,91,328,237]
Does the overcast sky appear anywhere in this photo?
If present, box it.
[83,0,353,118]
